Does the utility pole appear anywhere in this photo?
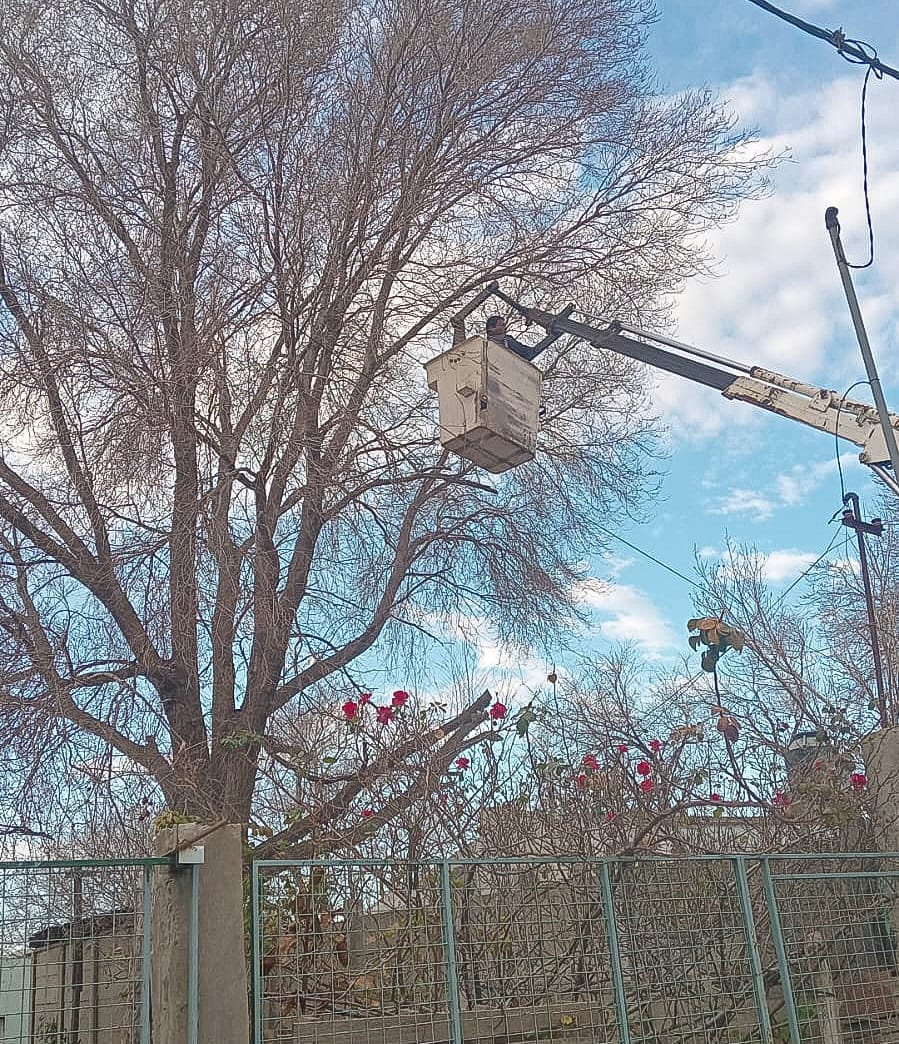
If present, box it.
[841,491,888,727]
[826,207,899,481]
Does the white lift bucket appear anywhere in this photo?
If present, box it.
[424,336,541,473]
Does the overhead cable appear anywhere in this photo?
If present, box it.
[743,0,899,81]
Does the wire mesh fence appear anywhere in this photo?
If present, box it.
[252,855,899,1044]
[0,857,168,1044]
[764,855,899,1044]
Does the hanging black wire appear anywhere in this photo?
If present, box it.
[833,381,870,501]
[842,55,882,269]
[743,2,893,267]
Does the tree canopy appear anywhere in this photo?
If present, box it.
[0,0,760,846]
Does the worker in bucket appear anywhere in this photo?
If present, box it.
[485,315,542,362]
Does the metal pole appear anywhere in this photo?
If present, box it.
[439,860,463,1044]
[250,864,263,1044]
[188,864,199,1044]
[842,492,888,726]
[870,464,899,498]
[599,862,632,1044]
[70,870,84,1042]
[733,858,774,1043]
[825,207,899,478]
[761,859,801,1044]
[140,865,152,1044]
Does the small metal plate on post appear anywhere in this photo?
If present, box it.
[177,845,205,865]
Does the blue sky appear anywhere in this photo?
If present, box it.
[419,1,899,698]
[575,0,899,662]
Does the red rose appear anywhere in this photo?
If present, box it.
[574,773,588,789]
[392,690,410,707]
[342,700,359,721]
[361,809,373,819]
[376,705,393,725]
[489,702,507,721]
[455,757,470,770]
[582,754,599,771]
[850,772,867,791]
[617,743,628,754]
[636,760,651,776]
[639,778,654,793]
[360,692,373,703]
[710,793,722,802]
[649,739,663,754]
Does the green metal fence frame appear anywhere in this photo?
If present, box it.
[0,855,182,1044]
[250,852,899,1044]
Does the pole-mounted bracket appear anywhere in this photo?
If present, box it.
[841,511,883,537]
[450,282,499,344]
[449,281,576,357]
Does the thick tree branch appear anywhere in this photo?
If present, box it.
[255,690,493,857]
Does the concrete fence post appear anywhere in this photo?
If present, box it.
[152,822,249,1044]
[861,728,899,981]
[861,728,899,851]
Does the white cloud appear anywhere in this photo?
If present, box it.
[760,549,820,583]
[603,552,635,577]
[706,451,866,524]
[655,73,899,442]
[573,578,678,658]
[700,545,830,586]
[423,612,551,696]
[827,556,857,576]
[774,453,858,506]
[708,488,776,522]
[71,756,147,779]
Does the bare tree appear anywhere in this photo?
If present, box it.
[695,496,899,748]
[461,643,876,859]
[0,0,761,846]
[676,501,898,844]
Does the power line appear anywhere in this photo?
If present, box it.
[596,520,844,615]
[766,529,844,613]
[743,0,899,82]
[745,3,891,267]
[595,524,697,589]
[834,381,869,500]
[846,64,879,269]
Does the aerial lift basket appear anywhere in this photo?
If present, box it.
[424,336,541,474]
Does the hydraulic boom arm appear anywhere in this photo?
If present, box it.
[485,287,899,497]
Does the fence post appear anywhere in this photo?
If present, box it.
[250,863,263,1044]
[188,862,200,1044]
[599,861,631,1044]
[439,860,463,1044]
[140,864,152,1044]
[152,823,250,1044]
[733,858,774,1044]
[761,857,801,1044]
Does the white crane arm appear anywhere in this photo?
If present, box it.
[723,371,899,466]
[476,289,899,493]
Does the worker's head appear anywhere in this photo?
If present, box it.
[486,315,506,339]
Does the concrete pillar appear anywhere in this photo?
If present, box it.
[152,822,249,1044]
[861,728,899,851]
[860,729,899,977]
